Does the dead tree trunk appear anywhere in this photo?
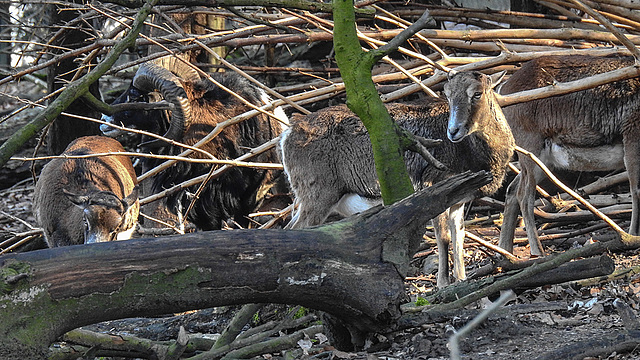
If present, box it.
[45,2,101,154]
[0,171,492,359]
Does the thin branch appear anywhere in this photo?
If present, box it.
[140,137,281,205]
[0,0,159,168]
[567,0,640,60]
[102,0,375,16]
[400,129,446,171]
[369,9,434,64]
[515,145,626,236]
[464,231,519,262]
[194,39,309,116]
[138,212,185,235]
[12,151,283,170]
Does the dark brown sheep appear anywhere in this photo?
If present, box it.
[101,57,287,230]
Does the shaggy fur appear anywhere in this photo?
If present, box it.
[280,71,514,286]
[105,72,286,230]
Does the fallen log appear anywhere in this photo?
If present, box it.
[399,301,568,329]
[0,171,492,359]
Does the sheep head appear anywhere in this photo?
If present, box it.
[64,187,139,244]
[101,56,201,146]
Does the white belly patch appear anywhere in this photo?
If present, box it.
[541,142,625,172]
[333,193,382,218]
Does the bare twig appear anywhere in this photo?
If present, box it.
[567,0,640,60]
[515,146,627,235]
[140,137,281,205]
[0,229,44,255]
[449,290,515,360]
[464,231,519,262]
[12,151,283,170]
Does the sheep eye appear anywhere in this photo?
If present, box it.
[472,91,482,99]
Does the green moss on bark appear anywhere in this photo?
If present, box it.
[0,264,212,357]
[332,0,414,205]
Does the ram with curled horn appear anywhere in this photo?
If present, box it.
[101,56,288,231]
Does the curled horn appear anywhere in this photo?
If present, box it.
[150,55,201,83]
[122,186,139,208]
[132,60,193,145]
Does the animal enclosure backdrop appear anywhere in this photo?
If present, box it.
[2,0,640,359]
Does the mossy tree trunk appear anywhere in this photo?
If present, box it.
[332,0,415,205]
[0,171,491,359]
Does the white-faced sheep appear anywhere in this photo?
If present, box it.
[101,57,287,230]
[33,136,139,247]
[499,54,640,256]
[279,71,514,287]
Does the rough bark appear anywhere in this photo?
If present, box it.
[0,170,492,359]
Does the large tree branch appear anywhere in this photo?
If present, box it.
[0,171,492,359]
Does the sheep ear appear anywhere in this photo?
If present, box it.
[63,189,89,208]
[447,69,458,80]
[122,186,139,208]
[490,71,506,88]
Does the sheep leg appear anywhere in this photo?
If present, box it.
[448,202,466,282]
[517,159,545,256]
[287,192,342,229]
[433,210,451,288]
[624,139,640,236]
[499,174,522,253]
[287,201,328,229]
